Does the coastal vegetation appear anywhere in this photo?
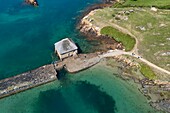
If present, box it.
[112,8,170,71]
[101,26,135,51]
[115,0,170,9]
[139,63,156,80]
[79,1,170,112]
[88,7,170,71]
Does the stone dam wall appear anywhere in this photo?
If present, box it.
[0,53,101,99]
[0,64,57,99]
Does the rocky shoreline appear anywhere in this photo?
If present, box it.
[78,14,123,51]
[105,55,170,112]
[77,0,117,20]
[77,0,123,51]
[77,3,170,113]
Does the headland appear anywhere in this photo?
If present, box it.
[0,0,170,112]
[77,1,170,112]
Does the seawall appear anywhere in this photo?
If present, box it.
[0,64,57,99]
[0,53,102,99]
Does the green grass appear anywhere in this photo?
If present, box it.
[140,63,156,79]
[101,26,135,51]
[108,8,170,71]
[88,7,170,71]
[116,0,170,9]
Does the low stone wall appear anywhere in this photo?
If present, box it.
[0,64,57,99]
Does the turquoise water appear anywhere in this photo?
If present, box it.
[0,63,160,113]
[0,0,161,113]
[0,0,100,79]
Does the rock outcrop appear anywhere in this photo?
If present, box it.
[78,10,123,51]
[25,0,38,6]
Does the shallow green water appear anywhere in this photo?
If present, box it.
[0,63,160,113]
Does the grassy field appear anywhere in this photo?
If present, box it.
[88,7,170,71]
[101,26,135,51]
[116,0,170,9]
[140,63,156,79]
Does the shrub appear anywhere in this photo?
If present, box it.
[140,63,156,79]
[101,26,135,51]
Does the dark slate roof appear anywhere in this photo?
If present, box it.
[54,38,78,55]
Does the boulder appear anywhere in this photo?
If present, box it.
[25,0,38,6]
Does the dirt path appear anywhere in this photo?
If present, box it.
[94,16,139,53]
[103,23,170,75]
[81,12,170,75]
[100,50,170,75]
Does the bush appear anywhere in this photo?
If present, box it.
[101,26,135,51]
[112,14,116,17]
[140,63,156,79]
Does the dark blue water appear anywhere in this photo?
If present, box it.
[0,0,100,79]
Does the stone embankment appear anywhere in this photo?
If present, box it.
[54,53,101,73]
[0,64,57,99]
[0,53,102,99]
